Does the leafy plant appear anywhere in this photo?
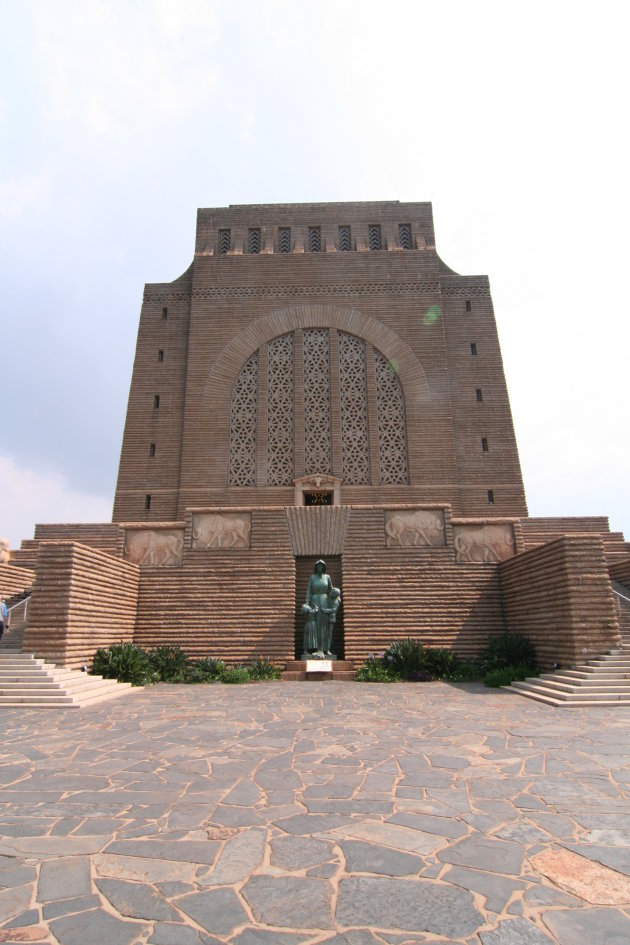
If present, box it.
[91,642,157,686]
[423,647,459,679]
[182,657,225,683]
[248,656,282,680]
[445,658,483,682]
[383,638,426,679]
[148,645,189,682]
[481,633,537,673]
[355,655,398,683]
[484,662,538,688]
[219,666,251,684]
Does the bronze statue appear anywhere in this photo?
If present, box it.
[302,559,340,658]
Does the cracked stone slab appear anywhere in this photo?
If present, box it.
[95,877,180,921]
[444,865,525,913]
[231,929,310,945]
[0,884,37,924]
[175,887,248,935]
[530,848,630,904]
[37,856,92,902]
[242,874,334,929]
[480,917,556,944]
[104,839,220,865]
[93,852,196,884]
[49,908,148,945]
[332,821,444,855]
[148,923,223,944]
[386,812,468,839]
[336,876,482,937]
[339,840,424,876]
[270,836,335,870]
[197,828,266,886]
[438,834,524,876]
[542,906,630,945]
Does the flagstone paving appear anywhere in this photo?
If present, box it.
[1,681,630,943]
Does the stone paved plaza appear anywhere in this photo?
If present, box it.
[2,682,630,944]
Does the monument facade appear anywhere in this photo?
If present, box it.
[2,202,627,672]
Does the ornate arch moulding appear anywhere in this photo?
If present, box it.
[202,304,432,411]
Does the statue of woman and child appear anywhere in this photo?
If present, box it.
[301,559,341,659]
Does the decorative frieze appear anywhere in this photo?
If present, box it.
[453,523,516,564]
[191,282,440,300]
[192,512,251,550]
[384,509,445,547]
[124,529,184,567]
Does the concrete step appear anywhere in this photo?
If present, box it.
[512,680,630,703]
[506,686,630,708]
[0,651,137,707]
[537,677,630,693]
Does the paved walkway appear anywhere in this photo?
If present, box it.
[1,682,630,945]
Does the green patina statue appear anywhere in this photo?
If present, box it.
[301,559,340,659]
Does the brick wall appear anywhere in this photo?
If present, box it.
[610,557,630,588]
[24,542,139,668]
[132,509,295,664]
[113,201,527,523]
[500,535,620,670]
[520,517,628,562]
[0,564,35,598]
[342,508,506,664]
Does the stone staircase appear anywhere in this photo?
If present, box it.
[0,645,136,708]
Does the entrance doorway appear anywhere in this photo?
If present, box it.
[294,555,344,659]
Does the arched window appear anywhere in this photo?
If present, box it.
[228,330,408,487]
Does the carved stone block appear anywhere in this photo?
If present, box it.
[384,509,445,547]
[453,523,516,564]
[0,538,10,565]
[124,529,184,567]
[192,512,251,550]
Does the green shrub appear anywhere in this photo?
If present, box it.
[484,662,537,688]
[383,638,426,679]
[91,642,157,686]
[148,645,189,682]
[481,633,537,673]
[423,647,459,679]
[182,657,225,683]
[445,658,483,682]
[248,657,282,680]
[355,655,398,683]
[219,666,251,684]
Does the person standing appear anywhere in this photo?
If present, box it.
[0,597,7,642]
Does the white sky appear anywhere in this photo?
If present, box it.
[1,0,628,549]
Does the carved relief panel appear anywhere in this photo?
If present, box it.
[384,509,445,547]
[192,512,251,550]
[453,523,516,563]
[124,529,184,567]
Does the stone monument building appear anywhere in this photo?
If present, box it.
[2,201,628,680]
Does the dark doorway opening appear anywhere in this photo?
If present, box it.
[304,491,333,506]
[294,555,344,659]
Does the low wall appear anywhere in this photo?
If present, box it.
[132,510,295,664]
[0,564,35,598]
[610,557,630,588]
[500,535,620,669]
[342,509,506,664]
[24,542,139,668]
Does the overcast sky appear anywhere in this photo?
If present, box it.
[1,0,628,549]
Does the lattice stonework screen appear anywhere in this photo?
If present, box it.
[374,351,409,484]
[228,330,409,486]
[228,352,258,485]
[267,333,294,485]
[338,332,370,484]
[303,329,332,475]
